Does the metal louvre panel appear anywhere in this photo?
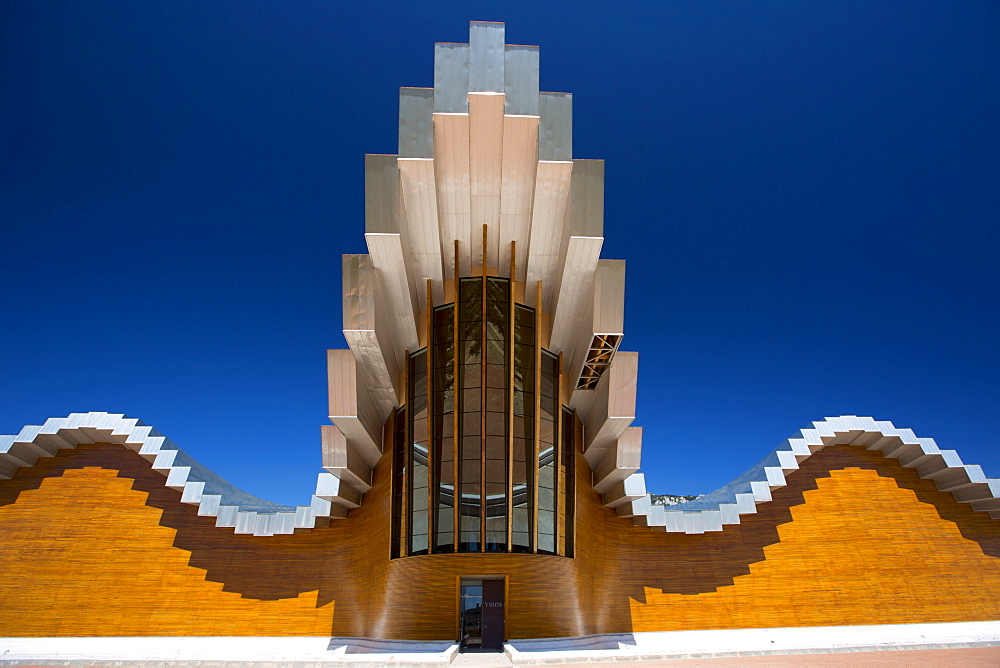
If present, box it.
[315,471,362,509]
[548,160,605,356]
[525,160,573,309]
[504,45,539,116]
[364,232,418,362]
[342,254,371,332]
[605,351,638,430]
[327,349,383,467]
[593,259,625,335]
[567,277,599,386]
[327,349,357,418]
[364,154,402,235]
[342,254,401,410]
[371,253,404,403]
[320,424,373,493]
[567,259,625,388]
[353,349,388,449]
[469,93,505,269]
[364,154,419,359]
[433,112,472,278]
[469,21,505,93]
[399,87,434,159]
[434,42,469,113]
[593,426,642,494]
[568,159,604,237]
[616,494,650,519]
[577,351,637,467]
[548,235,602,355]
[499,114,539,279]
[602,471,647,508]
[398,158,444,309]
[344,321,399,414]
[538,92,572,161]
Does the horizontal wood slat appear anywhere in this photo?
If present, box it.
[572,445,1000,634]
[1,441,998,638]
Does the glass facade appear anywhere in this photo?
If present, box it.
[408,349,429,556]
[396,275,575,558]
[432,304,455,553]
[512,304,534,552]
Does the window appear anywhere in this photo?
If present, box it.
[394,276,573,558]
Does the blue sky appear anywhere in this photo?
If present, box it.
[2,1,998,505]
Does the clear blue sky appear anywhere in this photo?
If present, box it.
[2,2,997,505]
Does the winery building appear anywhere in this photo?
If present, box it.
[2,22,999,647]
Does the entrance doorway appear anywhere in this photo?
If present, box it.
[459,577,505,652]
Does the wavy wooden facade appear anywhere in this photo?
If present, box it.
[5,21,998,643]
[1,438,999,638]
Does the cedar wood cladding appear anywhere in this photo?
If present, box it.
[1,438,999,638]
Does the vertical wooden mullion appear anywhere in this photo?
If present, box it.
[556,351,564,556]
[402,349,409,558]
[532,280,542,554]
[480,225,488,552]
[573,412,581,556]
[389,408,396,560]
[426,279,434,554]
[507,241,515,552]
[453,240,460,553]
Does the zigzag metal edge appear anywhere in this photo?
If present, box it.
[0,412,358,537]
[5,413,998,538]
[622,415,1000,533]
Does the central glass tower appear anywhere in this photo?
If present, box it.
[391,268,576,559]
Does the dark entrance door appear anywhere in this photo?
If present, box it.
[459,578,505,652]
[481,579,505,651]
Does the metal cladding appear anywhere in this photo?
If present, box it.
[602,472,647,509]
[342,254,401,410]
[353,21,606,381]
[576,351,639,466]
[320,424,373,492]
[5,411,997,538]
[0,413,345,536]
[593,426,642,495]
[326,349,383,467]
[334,20,645,517]
[4,23,999,542]
[623,415,1000,533]
[569,259,625,390]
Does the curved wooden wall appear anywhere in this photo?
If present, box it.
[0,443,375,636]
[571,445,1000,633]
[1,442,999,637]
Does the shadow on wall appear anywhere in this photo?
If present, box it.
[0,443,391,615]
[2,441,999,637]
[574,445,1000,633]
